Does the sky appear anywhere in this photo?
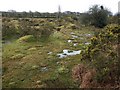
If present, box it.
[0,0,119,14]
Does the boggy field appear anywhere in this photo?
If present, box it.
[2,16,120,88]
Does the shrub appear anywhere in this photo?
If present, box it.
[72,64,96,88]
[2,18,55,40]
[81,5,111,28]
[2,18,18,39]
[40,22,55,39]
[80,24,120,86]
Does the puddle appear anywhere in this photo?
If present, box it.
[57,49,81,58]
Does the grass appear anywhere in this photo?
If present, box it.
[2,18,95,88]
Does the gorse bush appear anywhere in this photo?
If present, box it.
[2,18,19,39]
[81,24,120,84]
[40,22,55,38]
[2,18,55,40]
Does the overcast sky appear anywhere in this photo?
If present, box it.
[0,0,119,14]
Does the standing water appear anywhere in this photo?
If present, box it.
[57,49,81,58]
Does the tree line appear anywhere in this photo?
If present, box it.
[0,10,81,18]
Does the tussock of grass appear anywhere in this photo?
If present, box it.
[17,35,36,42]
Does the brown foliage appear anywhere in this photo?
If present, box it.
[72,64,96,88]
[72,64,87,82]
